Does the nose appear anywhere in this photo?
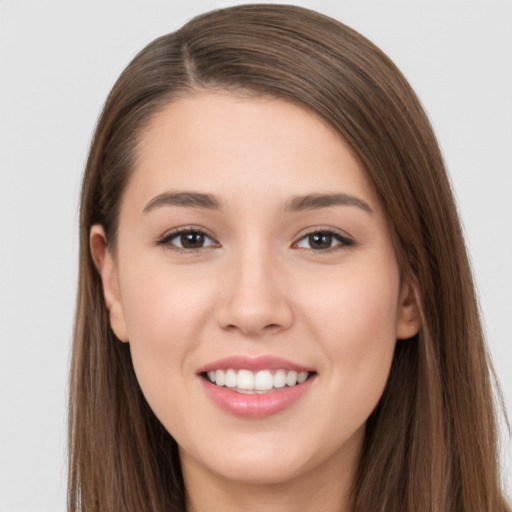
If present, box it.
[216,247,294,336]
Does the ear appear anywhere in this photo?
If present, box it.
[396,277,421,340]
[90,225,129,342]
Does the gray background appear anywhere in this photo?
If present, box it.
[0,1,510,510]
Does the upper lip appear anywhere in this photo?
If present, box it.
[197,355,314,374]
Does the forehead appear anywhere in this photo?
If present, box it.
[124,91,380,215]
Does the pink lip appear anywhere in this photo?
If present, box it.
[200,377,315,418]
[197,355,314,373]
[197,355,316,419]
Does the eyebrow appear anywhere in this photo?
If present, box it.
[142,191,373,215]
[284,193,373,214]
[143,191,225,214]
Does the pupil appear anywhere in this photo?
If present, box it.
[310,233,332,249]
[181,232,205,248]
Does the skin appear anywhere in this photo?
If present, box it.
[91,92,420,512]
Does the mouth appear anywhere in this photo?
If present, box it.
[202,368,313,394]
[197,355,317,418]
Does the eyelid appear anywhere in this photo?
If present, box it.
[155,225,354,253]
[292,226,355,251]
[156,225,220,252]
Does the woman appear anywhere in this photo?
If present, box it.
[69,4,510,511]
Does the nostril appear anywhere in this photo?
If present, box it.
[216,289,294,334]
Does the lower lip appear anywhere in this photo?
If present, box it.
[200,376,315,418]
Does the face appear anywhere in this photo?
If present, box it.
[92,92,419,489]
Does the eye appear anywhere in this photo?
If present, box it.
[157,228,218,252]
[294,230,353,251]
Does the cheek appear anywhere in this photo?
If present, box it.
[116,260,214,409]
[305,257,399,339]
[302,260,400,416]
[119,243,216,342]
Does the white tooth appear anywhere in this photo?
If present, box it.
[254,370,273,391]
[286,370,298,387]
[225,369,237,388]
[207,371,216,383]
[273,369,286,388]
[297,371,308,384]
[237,369,255,390]
[215,369,225,386]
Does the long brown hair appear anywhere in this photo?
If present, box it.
[69,4,510,511]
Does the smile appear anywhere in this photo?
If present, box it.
[198,356,316,418]
[205,369,310,393]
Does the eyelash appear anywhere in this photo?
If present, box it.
[293,228,354,251]
[156,228,219,254]
[156,227,354,254]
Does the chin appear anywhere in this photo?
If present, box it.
[178,424,364,488]
[198,449,315,485]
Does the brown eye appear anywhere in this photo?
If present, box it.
[308,233,334,250]
[180,232,206,248]
[158,229,217,251]
[295,230,353,251]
